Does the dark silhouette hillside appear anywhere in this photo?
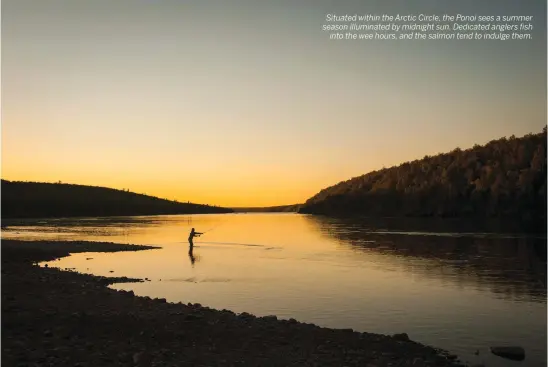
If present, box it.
[299,129,547,221]
[1,180,233,219]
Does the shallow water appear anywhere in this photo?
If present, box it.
[3,213,546,367]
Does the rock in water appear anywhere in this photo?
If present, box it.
[490,346,525,361]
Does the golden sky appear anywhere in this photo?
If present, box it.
[2,0,546,207]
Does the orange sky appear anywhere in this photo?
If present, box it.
[2,0,546,207]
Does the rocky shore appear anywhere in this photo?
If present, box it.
[2,239,467,367]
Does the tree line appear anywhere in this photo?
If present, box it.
[299,129,547,223]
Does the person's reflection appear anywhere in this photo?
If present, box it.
[188,247,197,267]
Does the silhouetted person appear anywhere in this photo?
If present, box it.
[188,227,202,249]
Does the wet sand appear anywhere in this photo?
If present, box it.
[2,239,466,367]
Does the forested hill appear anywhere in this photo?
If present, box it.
[299,129,547,220]
[1,180,233,219]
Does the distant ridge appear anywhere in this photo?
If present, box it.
[299,129,546,221]
[1,180,233,219]
[231,204,302,213]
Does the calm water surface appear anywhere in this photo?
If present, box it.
[3,213,546,367]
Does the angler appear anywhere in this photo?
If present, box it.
[188,227,203,249]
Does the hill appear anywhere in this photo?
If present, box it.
[231,204,302,213]
[1,180,233,219]
[299,129,547,221]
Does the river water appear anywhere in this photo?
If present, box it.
[2,213,546,367]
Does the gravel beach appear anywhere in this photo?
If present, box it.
[2,239,466,367]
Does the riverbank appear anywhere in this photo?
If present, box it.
[2,239,466,367]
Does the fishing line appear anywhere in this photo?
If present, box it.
[195,241,283,250]
[201,219,227,234]
[160,240,280,249]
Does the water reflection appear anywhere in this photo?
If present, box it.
[1,214,225,243]
[8,213,546,367]
[308,216,547,303]
[188,247,198,267]
[2,215,185,228]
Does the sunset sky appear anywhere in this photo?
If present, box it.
[2,0,546,207]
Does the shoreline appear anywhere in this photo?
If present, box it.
[2,239,467,367]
